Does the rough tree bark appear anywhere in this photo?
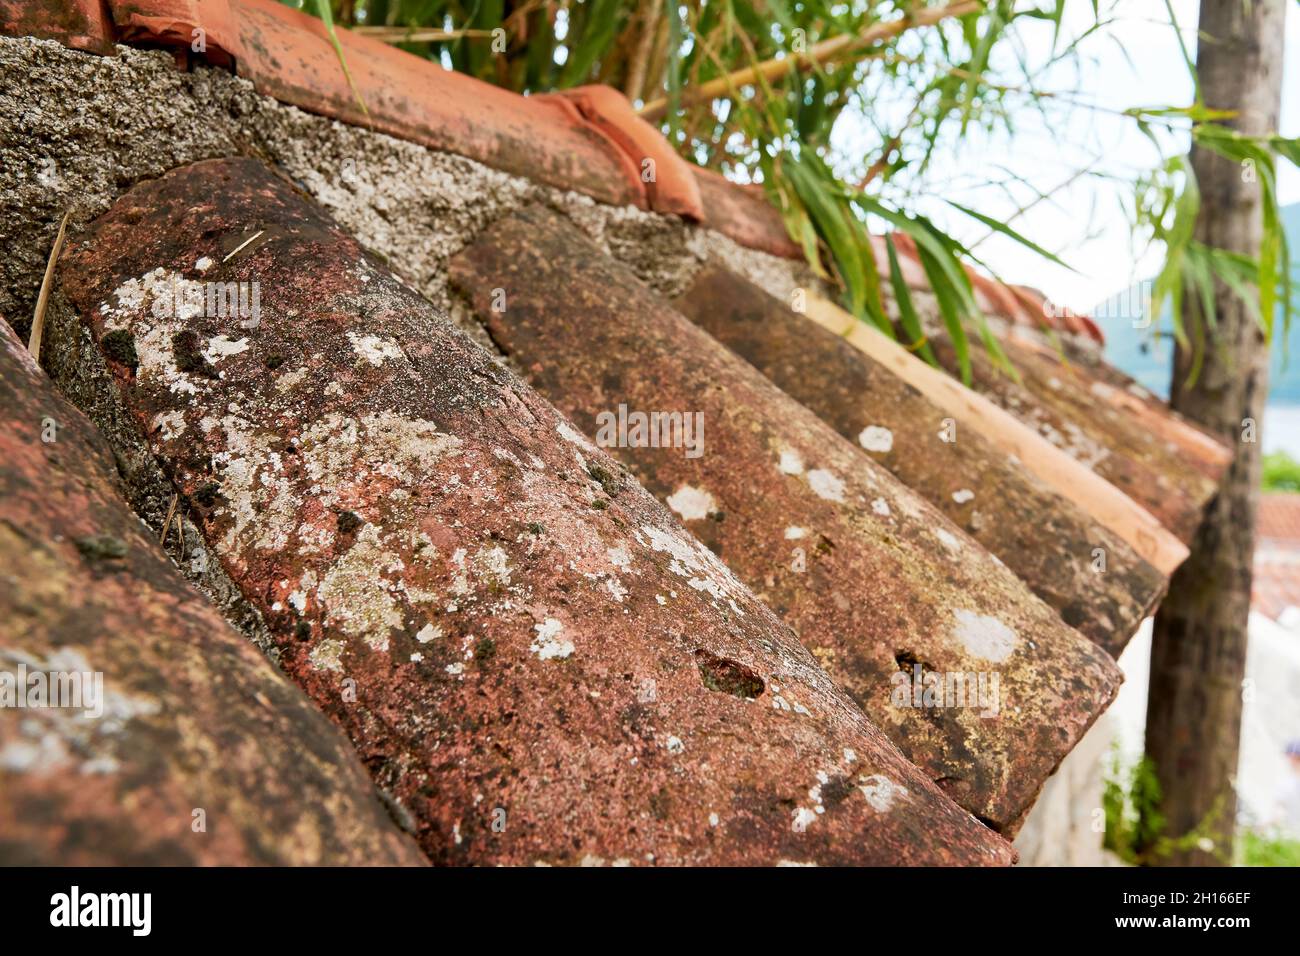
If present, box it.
[1142,0,1286,866]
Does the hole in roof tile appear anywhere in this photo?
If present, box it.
[695,649,764,700]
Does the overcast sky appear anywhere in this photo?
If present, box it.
[837,0,1300,311]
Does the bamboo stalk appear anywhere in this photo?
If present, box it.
[637,0,982,120]
[624,0,663,102]
[350,26,494,43]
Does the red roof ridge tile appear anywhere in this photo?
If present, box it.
[110,0,240,66]
[544,85,704,220]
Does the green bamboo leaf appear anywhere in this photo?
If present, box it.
[311,0,369,115]
[885,235,936,360]
[560,0,623,87]
[786,156,868,319]
[944,199,1078,272]
[914,243,972,384]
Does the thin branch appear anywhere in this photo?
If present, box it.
[637,0,983,120]
[350,26,495,43]
[160,493,179,547]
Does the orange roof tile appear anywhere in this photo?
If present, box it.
[1259,493,1300,543]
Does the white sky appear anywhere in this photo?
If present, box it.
[835,0,1300,311]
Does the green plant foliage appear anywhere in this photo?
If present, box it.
[1262,451,1300,493]
[1236,829,1300,867]
[1102,747,1228,865]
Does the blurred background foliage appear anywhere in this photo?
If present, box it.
[288,0,1298,382]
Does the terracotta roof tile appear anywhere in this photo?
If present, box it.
[673,264,1165,655]
[885,231,1106,346]
[799,294,1191,576]
[1258,493,1300,543]
[0,321,426,866]
[2,2,1234,861]
[1253,496,1300,620]
[51,156,1015,866]
[1252,558,1300,621]
[693,167,803,258]
[543,85,704,219]
[0,0,112,54]
[925,332,1224,544]
[450,204,1123,832]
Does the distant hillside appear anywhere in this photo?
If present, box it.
[1093,202,1300,404]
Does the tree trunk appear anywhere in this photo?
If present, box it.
[1142,0,1285,867]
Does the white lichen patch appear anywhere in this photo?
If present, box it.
[556,420,597,453]
[100,269,207,396]
[530,617,574,660]
[784,526,806,540]
[274,365,309,393]
[952,488,975,504]
[806,469,846,503]
[640,523,750,611]
[607,545,631,570]
[415,622,441,644]
[665,735,685,754]
[935,528,962,553]
[316,525,404,652]
[346,331,405,366]
[194,256,214,273]
[666,484,716,522]
[202,335,249,364]
[308,638,346,673]
[152,409,186,442]
[208,414,300,554]
[357,412,463,475]
[952,609,1018,663]
[777,448,804,475]
[473,545,512,585]
[871,497,891,517]
[791,806,817,832]
[858,425,894,454]
[858,774,907,812]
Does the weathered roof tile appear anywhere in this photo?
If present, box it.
[927,332,1224,543]
[673,264,1166,655]
[799,294,1192,576]
[0,321,426,866]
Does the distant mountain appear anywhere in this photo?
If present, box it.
[1092,202,1300,404]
